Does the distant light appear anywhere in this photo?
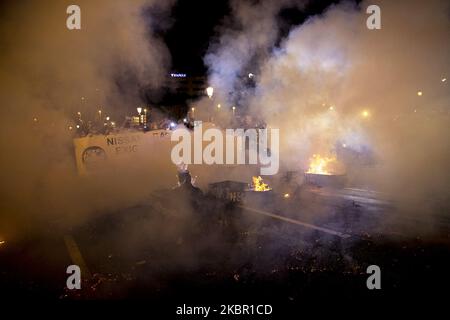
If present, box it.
[81,97,85,101]
[33,117,38,122]
[77,111,81,116]
[342,143,347,148]
[98,109,102,114]
[441,77,447,82]
[329,106,334,111]
[137,107,142,114]
[191,107,195,112]
[68,126,73,130]
[283,193,290,198]
[0,240,5,246]
[170,122,176,128]
[206,86,214,98]
[248,73,254,79]
[417,91,423,96]
[183,118,188,123]
[106,116,110,121]
[76,125,80,129]
[217,104,221,109]
[111,122,115,126]
[232,106,236,110]
[362,110,370,118]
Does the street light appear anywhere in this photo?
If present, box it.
[361,110,370,118]
[137,107,142,115]
[206,87,214,99]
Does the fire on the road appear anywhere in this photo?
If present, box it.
[306,154,338,175]
[252,176,271,192]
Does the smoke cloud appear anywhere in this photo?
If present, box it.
[201,0,450,220]
[0,0,176,239]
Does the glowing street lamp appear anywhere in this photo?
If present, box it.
[417,91,423,96]
[206,86,214,99]
[137,107,142,115]
[361,110,370,118]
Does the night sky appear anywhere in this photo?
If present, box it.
[163,0,345,76]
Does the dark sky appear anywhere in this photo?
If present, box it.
[163,0,345,76]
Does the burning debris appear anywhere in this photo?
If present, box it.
[250,176,272,192]
[306,154,342,176]
[305,154,346,188]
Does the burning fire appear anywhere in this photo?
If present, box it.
[251,176,271,192]
[306,154,337,175]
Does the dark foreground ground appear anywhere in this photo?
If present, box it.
[1,184,449,313]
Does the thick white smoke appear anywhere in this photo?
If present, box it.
[0,0,176,239]
[203,0,450,218]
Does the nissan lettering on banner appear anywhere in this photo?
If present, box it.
[73,130,171,175]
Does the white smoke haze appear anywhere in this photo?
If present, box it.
[0,0,176,239]
[1,0,449,243]
[198,0,450,222]
[243,0,450,217]
[196,0,307,122]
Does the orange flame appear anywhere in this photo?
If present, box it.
[306,154,337,175]
[252,176,271,191]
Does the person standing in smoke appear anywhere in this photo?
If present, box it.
[175,164,203,201]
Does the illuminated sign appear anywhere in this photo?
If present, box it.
[170,73,187,78]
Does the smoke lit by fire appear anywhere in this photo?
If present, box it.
[306,154,338,175]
